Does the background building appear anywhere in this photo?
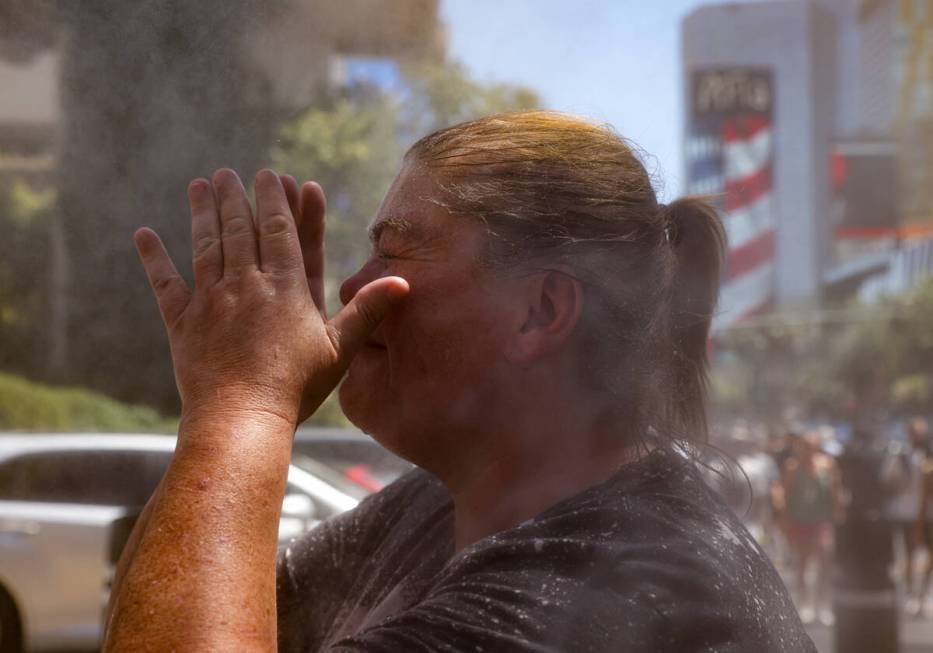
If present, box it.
[684,0,837,329]
[0,50,58,185]
[683,0,933,329]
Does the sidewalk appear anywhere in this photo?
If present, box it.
[769,536,933,652]
[806,619,933,653]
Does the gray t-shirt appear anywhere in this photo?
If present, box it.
[277,447,815,652]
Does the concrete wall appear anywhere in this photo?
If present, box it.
[0,51,58,126]
[683,0,837,307]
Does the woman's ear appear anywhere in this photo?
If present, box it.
[505,268,584,366]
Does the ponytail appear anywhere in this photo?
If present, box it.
[663,197,726,444]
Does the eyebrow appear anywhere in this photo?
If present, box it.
[368,216,419,245]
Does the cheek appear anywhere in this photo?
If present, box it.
[387,288,507,384]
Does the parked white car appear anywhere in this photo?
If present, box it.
[0,434,358,653]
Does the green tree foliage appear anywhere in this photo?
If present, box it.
[305,391,352,428]
[400,61,540,137]
[712,277,933,422]
[833,277,933,414]
[271,93,405,293]
[713,318,846,423]
[0,372,174,432]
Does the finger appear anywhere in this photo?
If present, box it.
[134,227,191,328]
[280,174,300,221]
[212,168,258,274]
[284,175,327,313]
[327,276,409,366]
[298,181,327,309]
[188,178,222,287]
[254,169,302,274]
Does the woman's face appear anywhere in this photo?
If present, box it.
[337,163,523,466]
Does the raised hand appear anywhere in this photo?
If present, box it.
[134,169,408,426]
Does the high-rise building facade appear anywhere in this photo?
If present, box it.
[683,1,837,329]
[684,0,933,328]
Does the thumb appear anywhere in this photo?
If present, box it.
[134,227,191,329]
[327,276,409,365]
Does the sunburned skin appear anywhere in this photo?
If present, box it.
[104,168,409,652]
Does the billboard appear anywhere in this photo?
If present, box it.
[685,68,775,330]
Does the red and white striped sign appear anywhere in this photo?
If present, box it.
[687,69,776,332]
[716,114,776,330]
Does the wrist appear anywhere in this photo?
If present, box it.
[172,409,295,488]
[177,403,297,461]
[180,383,301,428]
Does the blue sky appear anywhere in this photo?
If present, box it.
[440,0,712,199]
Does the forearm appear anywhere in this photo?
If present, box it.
[105,476,166,632]
[104,410,294,652]
[116,167,403,650]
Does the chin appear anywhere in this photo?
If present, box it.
[339,380,431,468]
[340,381,395,443]
[339,378,375,427]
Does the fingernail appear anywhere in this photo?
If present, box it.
[134,229,155,254]
[387,277,410,300]
[188,178,210,195]
[212,168,238,187]
[255,168,279,185]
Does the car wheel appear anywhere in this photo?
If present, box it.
[0,587,22,653]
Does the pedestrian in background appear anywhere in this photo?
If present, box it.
[882,417,931,616]
[782,432,842,624]
[915,421,933,617]
[768,428,800,574]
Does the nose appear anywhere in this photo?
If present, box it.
[339,258,383,306]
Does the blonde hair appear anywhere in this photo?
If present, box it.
[407,111,725,446]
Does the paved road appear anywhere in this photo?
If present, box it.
[806,618,933,653]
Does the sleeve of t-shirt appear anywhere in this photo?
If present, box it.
[276,470,429,652]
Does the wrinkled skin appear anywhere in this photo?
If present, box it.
[141,169,408,424]
[104,169,408,652]
[338,163,523,473]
